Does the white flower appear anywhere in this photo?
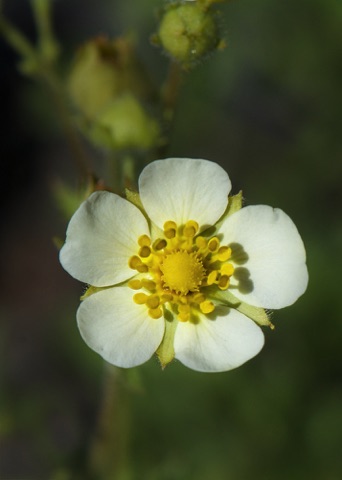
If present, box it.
[59,158,308,372]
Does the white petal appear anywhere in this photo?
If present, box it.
[77,286,165,368]
[174,307,264,372]
[60,191,149,286]
[139,158,231,229]
[219,205,308,309]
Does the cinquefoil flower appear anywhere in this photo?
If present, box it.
[60,158,308,372]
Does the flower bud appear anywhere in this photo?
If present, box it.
[68,36,155,119]
[155,2,222,67]
[88,94,162,151]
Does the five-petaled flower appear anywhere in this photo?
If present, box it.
[59,158,308,372]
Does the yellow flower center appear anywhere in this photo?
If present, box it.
[160,251,205,294]
[128,220,235,322]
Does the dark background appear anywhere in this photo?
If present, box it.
[1,0,342,478]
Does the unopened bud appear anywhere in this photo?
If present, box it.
[89,94,162,151]
[155,2,222,67]
[68,37,155,119]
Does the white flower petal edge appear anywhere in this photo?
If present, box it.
[219,205,308,309]
[60,191,149,287]
[77,286,165,368]
[139,158,231,230]
[174,307,264,372]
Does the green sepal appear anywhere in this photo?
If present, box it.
[80,285,109,300]
[53,236,64,250]
[226,190,243,217]
[125,188,164,240]
[125,188,144,210]
[156,308,177,369]
[201,190,243,237]
[235,299,274,329]
[212,289,274,329]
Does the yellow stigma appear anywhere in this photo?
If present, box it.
[160,250,205,295]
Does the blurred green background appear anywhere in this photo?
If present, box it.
[1,0,342,478]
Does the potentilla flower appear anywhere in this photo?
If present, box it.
[60,158,308,372]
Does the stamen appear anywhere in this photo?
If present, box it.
[164,221,177,239]
[153,238,167,251]
[138,235,151,247]
[183,220,199,238]
[218,275,230,290]
[129,255,142,269]
[133,292,148,304]
[148,307,163,319]
[196,236,207,250]
[139,246,151,258]
[141,279,156,291]
[146,295,160,309]
[221,263,234,276]
[208,237,220,252]
[207,270,218,285]
[217,246,231,262]
[200,300,215,314]
[178,304,191,322]
[161,293,173,303]
[129,255,149,273]
[128,279,142,290]
[192,293,206,304]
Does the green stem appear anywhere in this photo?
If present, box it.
[32,0,59,63]
[0,14,37,60]
[87,365,133,480]
[161,61,183,123]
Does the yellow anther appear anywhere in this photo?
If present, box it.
[164,220,177,239]
[178,304,191,322]
[148,307,163,319]
[141,279,156,291]
[139,246,151,258]
[207,270,218,285]
[217,246,232,262]
[137,264,148,273]
[129,255,142,269]
[218,275,230,290]
[164,229,176,239]
[146,295,160,309]
[133,292,148,304]
[200,300,215,314]
[161,293,173,303]
[183,220,199,238]
[208,237,220,252]
[164,220,177,231]
[196,236,207,250]
[138,235,151,247]
[128,279,142,290]
[178,312,190,322]
[178,303,189,312]
[192,293,206,304]
[153,238,167,251]
[221,263,234,276]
